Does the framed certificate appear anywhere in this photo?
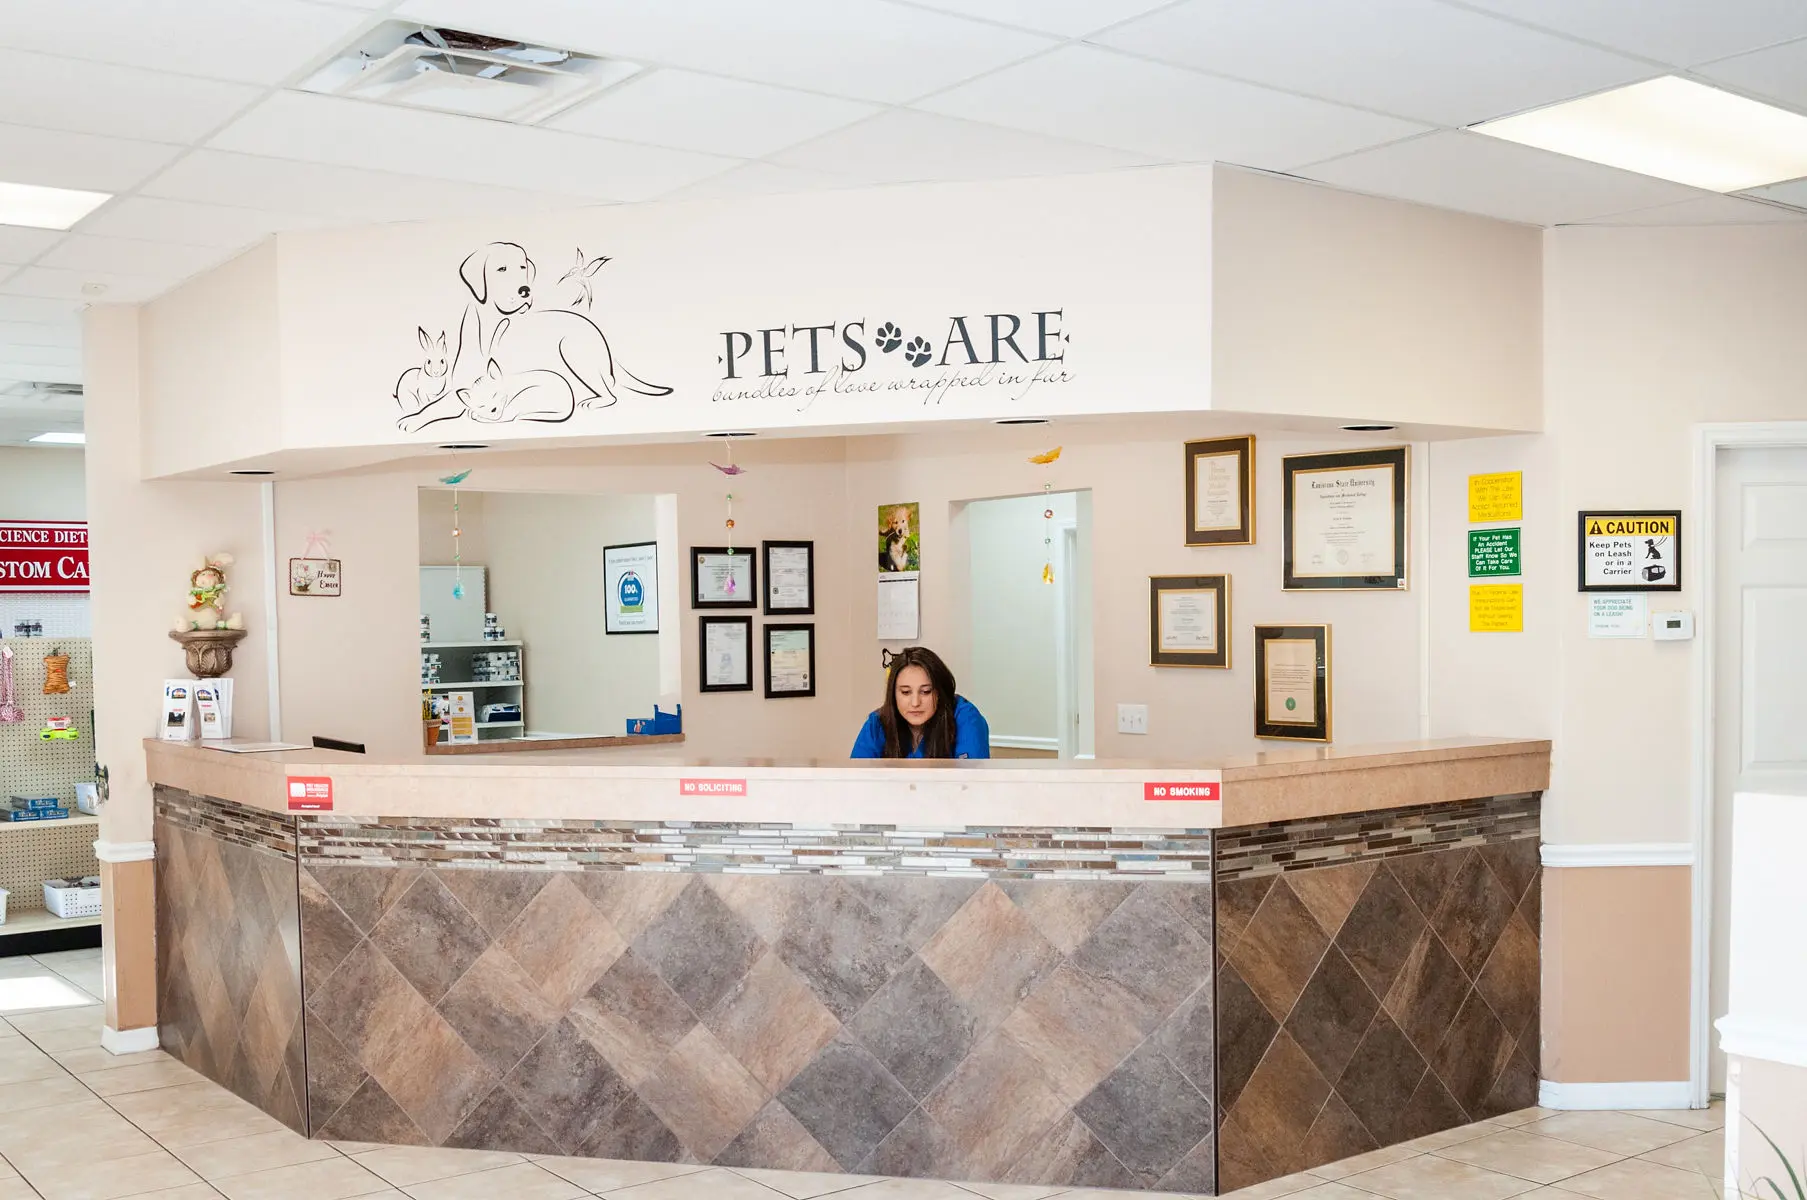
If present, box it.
[1282,447,1408,590]
[1254,624,1330,741]
[1577,510,1681,592]
[1185,436,1255,545]
[1150,575,1230,668]
[762,540,815,616]
[763,623,817,698]
[603,542,659,634]
[699,615,753,693]
[690,547,756,609]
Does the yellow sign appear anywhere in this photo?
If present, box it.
[1469,583,1523,632]
[1468,472,1522,523]
[1584,514,1676,537]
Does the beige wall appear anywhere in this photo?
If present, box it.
[0,447,85,519]
[1733,1056,1807,1196]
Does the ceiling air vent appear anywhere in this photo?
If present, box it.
[299,23,643,125]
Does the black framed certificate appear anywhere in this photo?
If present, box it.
[763,623,816,698]
[1254,624,1330,742]
[698,615,752,692]
[762,540,815,615]
[1282,447,1408,590]
[1185,436,1255,546]
[1150,575,1230,668]
[691,547,756,609]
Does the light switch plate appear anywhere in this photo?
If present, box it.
[1117,703,1148,735]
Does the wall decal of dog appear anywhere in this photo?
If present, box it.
[394,242,672,433]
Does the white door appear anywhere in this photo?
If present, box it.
[1711,445,1807,1091]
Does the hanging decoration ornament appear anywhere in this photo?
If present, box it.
[440,467,472,598]
[711,437,745,554]
[1029,446,1062,585]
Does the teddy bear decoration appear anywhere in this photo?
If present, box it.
[175,553,246,633]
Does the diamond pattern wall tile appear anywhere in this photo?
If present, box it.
[777,1033,918,1170]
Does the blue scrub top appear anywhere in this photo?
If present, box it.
[851,695,991,759]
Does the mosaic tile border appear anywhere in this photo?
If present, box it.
[154,785,297,859]
[297,817,1215,881]
[1212,791,1541,882]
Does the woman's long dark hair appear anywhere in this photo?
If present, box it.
[877,646,959,759]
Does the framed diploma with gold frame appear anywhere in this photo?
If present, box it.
[1185,435,1255,545]
[1150,575,1230,668]
[1254,624,1330,741]
[1282,447,1408,590]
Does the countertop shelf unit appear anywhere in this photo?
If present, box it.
[422,641,521,649]
[421,641,525,743]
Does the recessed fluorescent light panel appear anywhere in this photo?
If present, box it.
[0,181,111,230]
[1471,76,1807,193]
[29,432,85,445]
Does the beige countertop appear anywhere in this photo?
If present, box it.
[145,736,1549,829]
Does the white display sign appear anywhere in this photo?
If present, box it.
[603,542,659,634]
[1588,594,1648,639]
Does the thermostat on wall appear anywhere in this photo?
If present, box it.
[1652,610,1694,640]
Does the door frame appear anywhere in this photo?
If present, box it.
[1052,518,1079,759]
[1688,420,1807,1105]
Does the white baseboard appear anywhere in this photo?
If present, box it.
[988,735,1058,752]
[101,1026,160,1055]
[1539,1079,1695,1110]
[1540,842,1694,868]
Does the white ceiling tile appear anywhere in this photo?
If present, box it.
[395,0,1056,103]
[75,197,328,248]
[1743,177,1807,209]
[0,123,182,193]
[0,266,175,305]
[208,91,738,202]
[1695,37,1807,111]
[1302,129,1706,225]
[548,70,879,159]
[0,321,80,348]
[916,45,1426,167]
[0,49,260,145]
[1458,0,1807,68]
[0,0,373,85]
[1577,194,1807,224]
[142,150,597,225]
[0,228,63,266]
[0,297,82,325]
[1095,0,1655,125]
[36,236,236,279]
[903,0,1177,37]
[771,108,1151,185]
[665,161,866,203]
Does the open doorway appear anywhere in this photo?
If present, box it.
[960,491,1094,759]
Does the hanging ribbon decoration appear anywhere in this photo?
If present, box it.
[440,466,473,598]
[1028,446,1063,584]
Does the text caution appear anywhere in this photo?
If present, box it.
[286,776,333,811]
[681,778,748,797]
[1144,782,1220,802]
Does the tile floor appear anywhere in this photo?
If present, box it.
[0,949,1729,1200]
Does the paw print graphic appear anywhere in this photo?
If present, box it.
[875,322,904,353]
[904,336,933,367]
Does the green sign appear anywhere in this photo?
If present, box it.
[1469,527,1522,578]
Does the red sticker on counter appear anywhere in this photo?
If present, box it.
[681,778,747,796]
[1144,782,1220,802]
[286,776,334,811]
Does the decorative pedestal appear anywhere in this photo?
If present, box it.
[168,629,247,679]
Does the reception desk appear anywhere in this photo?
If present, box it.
[145,737,1548,1194]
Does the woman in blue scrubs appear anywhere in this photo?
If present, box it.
[851,646,990,759]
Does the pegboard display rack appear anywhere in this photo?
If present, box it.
[0,636,99,933]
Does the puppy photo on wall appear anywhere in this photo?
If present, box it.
[394,241,673,433]
[877,502,921,573]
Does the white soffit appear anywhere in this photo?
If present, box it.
[1697,38,1807,114]
[395,0,1055,104]
[1577,195,1807,226]
[1457,0,1807,68]
[906,0,1175,38]
[207,91,739,203]
[667,162,865,204]
[0,322,81,348]
[918,44,1427,166]
[75,197,329,249]
[0,0,372,86]
[0,49,261,146]
[0,228,65,267]
[0,297,83,326]
[548,70,880,161]
[771,108,1151,186]
[1303,129,1707,226]
[1093,0,1656,126]
[0,124,182,194]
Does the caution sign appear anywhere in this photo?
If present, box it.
[1578,510,1681,592]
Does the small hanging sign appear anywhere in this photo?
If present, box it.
[289,558,342,597]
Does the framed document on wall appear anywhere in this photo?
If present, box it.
[762,540,815,615]
[1576,510,1681,592]
[1254,624,1330,741]
[1282,447,1408,590]
[763,623,817,698]
[1185,436,1255,545]
[699,615,753,693]
[603,542,659,634]
[691,547,757,609]
[1149,575,1231,668]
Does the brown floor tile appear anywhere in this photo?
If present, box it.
[600,1166,791,1200]
[402,1161,585,1200]
[351,1145,524,1187]
[1550,1157,1720,1199]
[209,1155,393,1200]
[1635,1129,1724,1177]
[14,1147,203,1200]
[1627,1105,1724,1133]
[172,1128,341,1180]
[1340,1153,1543,1198]
[733,1166,887,1198]
[1433,1129,1620,1183]
[534,1158,703,1192]
[1526,1111,1697,1157]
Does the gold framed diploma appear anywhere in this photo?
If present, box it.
[1149,575,1231,668]
[1184,435,1255,546]
[1254,624,1330,741]
[1282,447,1408,590]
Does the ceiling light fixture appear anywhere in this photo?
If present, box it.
[0,181,111,231]
[1342,424,1395,432]
[703,431,758,438]
[28,432,85,445]
[994,417,1051,425]
[1471,76,1807,193]
[230,470,275,476]
[437,443,491,451]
